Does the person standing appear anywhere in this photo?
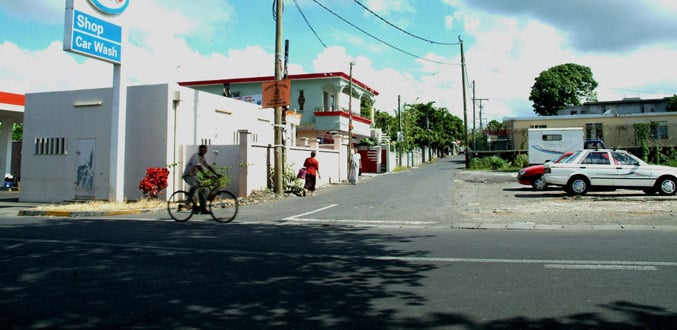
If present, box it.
[303,151,320,196]
[183,144,220,213]
[349,147,362,184]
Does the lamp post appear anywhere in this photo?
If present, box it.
[347,61,355,179]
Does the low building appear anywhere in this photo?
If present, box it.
[0,91,24,182]
[504,112,677,151]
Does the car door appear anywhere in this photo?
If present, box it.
[579,151,616,186]
[611,151,653,187]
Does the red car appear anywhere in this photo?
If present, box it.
[517,152,573,190]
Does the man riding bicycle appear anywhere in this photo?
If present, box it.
[183,144,220,214]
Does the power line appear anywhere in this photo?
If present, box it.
[352,0,459,46]
[311,0,458,66]
[293,0,327,48]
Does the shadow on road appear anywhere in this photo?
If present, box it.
[1,220,674,329]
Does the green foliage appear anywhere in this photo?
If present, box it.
[529,63,598,116]
[486,120,503,131]
[197,164,231,188]
[513,153,530,168]
[667,94,677,112]
[633,122,651,161]
[12,123,22,141]
[469,156,509,170]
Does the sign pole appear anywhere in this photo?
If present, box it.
[109,63,126,202]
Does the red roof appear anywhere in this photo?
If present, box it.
[0,91,25,106]
[179,72,379,96]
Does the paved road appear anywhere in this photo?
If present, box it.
[2,158,676,328]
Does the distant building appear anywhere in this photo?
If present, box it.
[179,72,379,146]
[557,97,671,116]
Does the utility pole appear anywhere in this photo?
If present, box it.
[477,98,488,134]
[472,80,476,152]
[397,95,402,167]
[273,0,283,194]
[347,61,354,179]
[472,79,488,151]
[459,36,469,168]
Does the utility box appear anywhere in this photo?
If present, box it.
[528,128,583,164]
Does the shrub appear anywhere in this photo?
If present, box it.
[139,167,170,199]
[468,155,509,170]
[513,153,529,168]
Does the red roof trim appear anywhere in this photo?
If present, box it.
[179,72,379,96]
[314,111,372,124]
[0,91,25,106]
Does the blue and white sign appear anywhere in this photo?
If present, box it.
[88,0,130,15]
[64,9,122,64]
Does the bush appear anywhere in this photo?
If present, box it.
[513,153,529,168]
[469,155,508,170]
[139,167,170,199]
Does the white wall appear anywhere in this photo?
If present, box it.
[21,84,274,203]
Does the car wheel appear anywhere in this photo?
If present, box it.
[656,176,677,196]
[566,176,589,196]
[531,176,547,191]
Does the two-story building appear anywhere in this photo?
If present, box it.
[179,72,379,147]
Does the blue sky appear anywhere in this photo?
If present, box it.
[2,0,677,122]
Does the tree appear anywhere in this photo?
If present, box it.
[529,63,598,116]
[667,94,677,112]
[486,120,503,132]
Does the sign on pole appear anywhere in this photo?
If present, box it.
[261,79,291,108]
[64,8,122,64]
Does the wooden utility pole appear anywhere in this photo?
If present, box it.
[273,0,283,193]
[459,36,469,168]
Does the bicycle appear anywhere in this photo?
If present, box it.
[167,179,239,223]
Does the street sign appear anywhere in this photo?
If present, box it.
[64,9,122,64]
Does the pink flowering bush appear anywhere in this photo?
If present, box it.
[138,167,170,199]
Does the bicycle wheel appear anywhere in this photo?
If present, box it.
[209,190,239,223]
[167,190,195,222]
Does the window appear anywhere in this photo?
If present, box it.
[585,123,603,140]
[34,137,67,155]
[651,121,668,139]
[582,152,610,165]
[542,134,562,141]
[530,125,546,128]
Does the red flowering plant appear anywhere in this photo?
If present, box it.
[138,167,170,199]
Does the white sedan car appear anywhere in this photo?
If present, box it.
[543,149,677,196]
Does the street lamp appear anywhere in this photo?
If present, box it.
[347,61,355,180]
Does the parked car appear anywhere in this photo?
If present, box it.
[543,149,677,195]
[517,152,574,190]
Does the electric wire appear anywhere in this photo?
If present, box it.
[352,0,459,46]
[293,0,328,48]
[311,0,458,66]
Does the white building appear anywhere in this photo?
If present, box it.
[21,83,280,202]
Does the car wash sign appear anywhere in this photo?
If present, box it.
[63,0,129,64]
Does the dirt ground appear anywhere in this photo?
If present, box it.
[452,170,677,226]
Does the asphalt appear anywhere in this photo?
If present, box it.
[3,171,676,231]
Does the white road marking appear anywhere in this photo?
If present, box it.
[2,237,675,271]
[281,204,437,226]
[283,204,339,220]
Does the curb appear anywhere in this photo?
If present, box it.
[18,208,160,217]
